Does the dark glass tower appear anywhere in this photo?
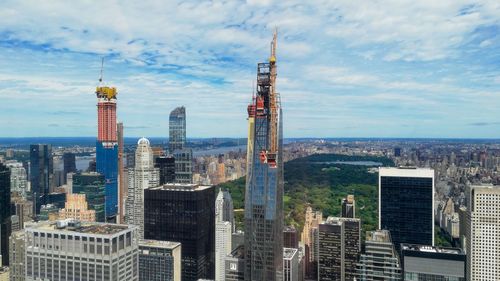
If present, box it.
[144,184,215,281]
[244,31,284,281]
[62,152,76,183]
[29,144,53,214]
[169,106,186,153]
[155,156,176,184]
[379,167,434,253]
[72,172,106,222]
[0,163,11,265]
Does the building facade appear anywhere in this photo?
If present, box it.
[155,156,176,185]
[0,163,10,265]
[301,206,323,280]
[356,230,401,281]
[144,184,215,281]
[139,240,181,281]
[9,231,25,281]
[341,195,355,218]
[30,144,53,214]
[72,173,106,222]
[25,220,139,281]
[379,167,434,253]
[58,193,96,222]
[283,248,299,281]
[63,152,76,184]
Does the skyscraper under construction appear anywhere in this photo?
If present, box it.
[244,31,284,281]
[95,82,119,222]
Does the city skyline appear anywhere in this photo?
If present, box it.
[0,1,499,138]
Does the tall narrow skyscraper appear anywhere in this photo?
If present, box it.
[63,152,76,184]
[244,31,284,281]
[126,138,159,239]
[0,163,11,265]
[117,121,125,223]
[95,85,119,222]
[30,144,53,214]
[169,106,193,183]
[379,167,434,253]
[341,195,355,218]
[216,189,235,281]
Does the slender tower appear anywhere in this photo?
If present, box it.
[117,122,125,223]
[244,30,284,281]
[95,60,119,222]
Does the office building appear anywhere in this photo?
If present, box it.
[95,85,119,222]
[38,204,59,221]
[9,231,25,281]
[216,189,234,224]
[126,138,160,238]
[356,230,401,281]
[58,193,96,222]
[25,219,139,281]
[301,206,322,280]
[139,239,181,281]
[5,162,27,196]
[284,226,299,249]
[401,244,465,281]
[225,245,245,281]
[379,167,434,253]
[63,152,76,184]
[155,156,176,184]
[0,163,10,265]
[318,217,361,281]
[169,106,187,153]
[173,149,193,184]
[216,221,232,281]
[465,185,500,280]
[341,195,355,218]
[30,144,53,214]
[144,184,215,281]
[244,32,284,281]
[283,248,299,281]
[72,172,106,222]
[117,122,125,223]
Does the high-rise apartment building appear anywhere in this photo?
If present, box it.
[0,163,10,265]
[58,193,96,222]
[341,195,355,218]
[8,231,24,281]
[155,156,176,184]
[63,152,76,184]
[117,122,125,223]
[283,248,299,281]
[318,217,361,281]
[284,226,299,249]
[95,85,119,222]
[465,185,500,280]
[356,230,401,281]
[25,220,139,281]
[244,31,284,281]
[139,240,182,281]
[126,138,160,239]
[215,188,234,281]
[379,167,434,253]
[301,206,323,279]
[72,172,106,222]
[144,184,215,281]
[401,244,465,281]
[6,162,27,196]
[169,107,193,184]
[30,144,53,214]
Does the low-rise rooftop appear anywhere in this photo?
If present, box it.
[149,183,213,192]
[401,244,464,255]
[26,219,132,236]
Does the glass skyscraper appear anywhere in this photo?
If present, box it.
[379,167,434,253]
[244,32,284,281]
[29,144,53,214]
[72,172,106,222]
[168,106,193,183]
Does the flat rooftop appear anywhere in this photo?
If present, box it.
[401,244,464,255]
[149,183,213,192]
[283,247,298,259]
[139,239,181,249]
[27,220,132,236]
[379,167,434,178]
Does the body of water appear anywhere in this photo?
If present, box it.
[312,161,383,166]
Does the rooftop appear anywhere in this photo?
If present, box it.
[379,166,434,178]
[283,247,298,259]
[27,219,132,236]
[139,239,181,249]
[366,230,392,243]
[149,183,213,192]
[401,244,464,255]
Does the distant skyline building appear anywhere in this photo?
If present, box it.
[25,220,139,281]
[29,144,53,214]
[63,152,76,184]
[169,106,193,184]
[155,156,176,184]
[139,240,182,281]
[356,230,401,281]
[95,85,119,222]
[144,184,215,281]
[0,163,11,265]
[401,244,465,281]
[58,193,96,222]
[126,137,160,239]
[318,217,361,281]
[244,31,284,281]
[341,195,355,218]
[72,172,106,222]
[465,185,500,280]
[379,167,434,253]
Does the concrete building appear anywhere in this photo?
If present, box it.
[72,172,106,222]
[9,231,25,281]
[401,244,465,280]
[25,219,139,281]
[283,248,299,281]
[465,185,500,280]
[318,217,360,281]
[356,230,401,281]
[300,206,322,280]
[58,193,96,222]
[126,138,160,239]
[225,245,245,281]
[379,167,434,253]
[216,221,232,281]
[139,239,181,281]
[5,162,27,196]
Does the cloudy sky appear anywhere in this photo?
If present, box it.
[0,0,499,138]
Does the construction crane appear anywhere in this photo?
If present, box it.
[95,57,117,100]
[267,29,278,168]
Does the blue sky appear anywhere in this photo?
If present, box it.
[0,0,499,138]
